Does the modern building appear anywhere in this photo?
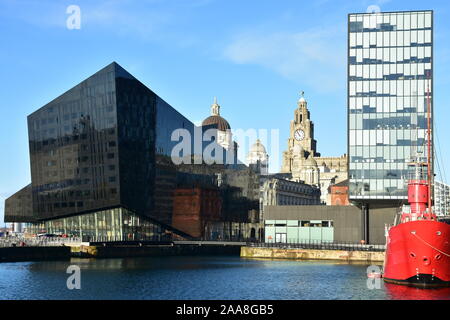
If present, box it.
[4,184,34,223]
[281,93,348,203]
[263,205,396,245]
[4,62,253,241]
[434,180,450,216]
[348,11,433,241]
[348,10,433,200]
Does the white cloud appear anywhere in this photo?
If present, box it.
[223,26,347,92]
[82,1,172,40]
[0,0,174,40]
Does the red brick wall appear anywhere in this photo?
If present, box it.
[330,185,350,206]
[172,188,221,238]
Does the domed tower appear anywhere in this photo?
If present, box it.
[300,154,320,186]
[202,97,232,150]
[247,139,269,175]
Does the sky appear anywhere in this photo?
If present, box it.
[1,0,450,224]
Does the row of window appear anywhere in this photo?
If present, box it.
[266,220,333,228]
[349,47,431,61]
[350,107,422,115]
[351,115,428,130]
[277,195,318,206]
[349,180,406,197]
[350,128,426,143]
[349,29,432,46]
[350,81,431,97]
[350,23,431,33]
[31,128,116,148]
[349,12,432,31]
[40,175,117,184]
[349,169,411,180]
[27,207,164,240]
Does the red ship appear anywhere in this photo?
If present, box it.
[383,80,450,288]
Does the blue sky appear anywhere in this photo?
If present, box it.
[1,0,450,224]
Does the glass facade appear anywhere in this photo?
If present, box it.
[26,207,167,241]
[5,61,255,240]
[4,185,34,222]
[26,62,197,224]
[348,11,433,200]
[264,220,334,243]
[28,63,121,220]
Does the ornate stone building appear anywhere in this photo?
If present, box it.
[246,139,269,175]
[261,175,321,208]
[202,97,233,150]
[281,92,348,204]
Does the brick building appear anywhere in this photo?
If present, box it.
[172,187,222,238]
[328,180,350,206]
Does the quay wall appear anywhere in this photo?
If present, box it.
[240,246,385,263]
[0,247,71,262]
[0,244,385,263]
[71,244,241,258]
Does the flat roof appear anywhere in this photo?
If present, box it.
[349,10,433,16]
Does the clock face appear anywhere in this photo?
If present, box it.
[294,129,305,141]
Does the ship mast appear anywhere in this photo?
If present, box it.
[426,72,433,218]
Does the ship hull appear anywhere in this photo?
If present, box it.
[384,220,450,288]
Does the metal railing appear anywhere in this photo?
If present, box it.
[0,236,82,248]
[81,235,173,243]
[81,235,259,244]
[248,240,385,252]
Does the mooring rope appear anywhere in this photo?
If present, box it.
[411,232,450,258]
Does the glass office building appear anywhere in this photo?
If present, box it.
[5,62,201,236]
[25,62,198,224]
[4,62,250,240]
[348,10,433,202]
[4,185,34,223]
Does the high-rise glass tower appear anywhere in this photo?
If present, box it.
[348,10,433,204]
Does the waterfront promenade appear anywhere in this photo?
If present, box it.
[0,235,386,263]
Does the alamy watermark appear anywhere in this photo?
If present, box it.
[66,265,81,290]
[366,265,382,290]
[366,5,381,14]
[66,5,81,30]
[170,127,280,171]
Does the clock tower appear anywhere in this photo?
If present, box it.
[281,92,320,175]
[281,92,348,202]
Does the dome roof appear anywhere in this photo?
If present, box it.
[202,97,231,131]
[202,115,231,131]
[298,90,307,104]
[250,139,267,154]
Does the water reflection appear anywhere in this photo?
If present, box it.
[385,283,450,300]
[1,257,450,300]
